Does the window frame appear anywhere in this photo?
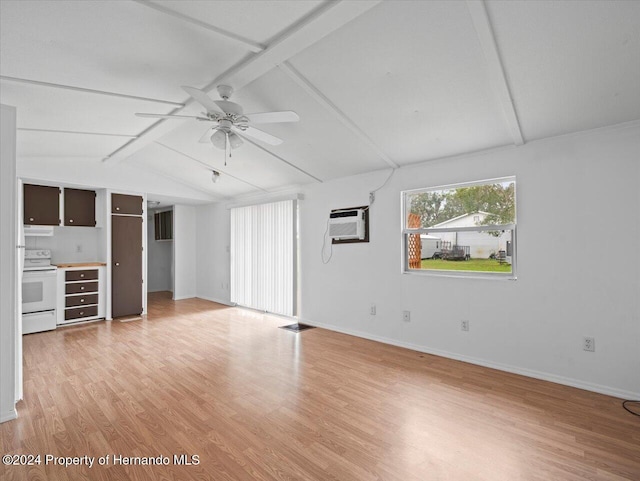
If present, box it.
[401,176,517,279]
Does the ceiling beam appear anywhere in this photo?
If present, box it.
[103,0,383,164]
[466,0,524,146]
[278,62,398,169]
[132,0,265,53]
[221,0,384,91]
[237,135,323,183]
[154,141,269,193]
[128,155,224,201]
[18,128,137,138]
[0,75,183,106]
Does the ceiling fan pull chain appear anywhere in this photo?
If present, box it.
[225,132,229,166]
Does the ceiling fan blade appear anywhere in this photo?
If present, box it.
[237,126,283,146]
[244,111,300,124]
[135,113,208,120]
[182,86,224,114]
[198,127,215,143]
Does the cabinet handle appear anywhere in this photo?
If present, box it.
[79,312,84,316]
[69,219,74,223]
[80,274,84,278]
[80,286,85,290]
[116,207,120,211]
[115,262,120,266]
[29,217,34,222]
[80,299,85,303]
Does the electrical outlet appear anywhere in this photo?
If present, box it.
[370,304,376,316]
[403,310,411,322]
[461,320,469,331]
[583,337,595,352]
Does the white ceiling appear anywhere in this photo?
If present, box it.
[1,0,639,203]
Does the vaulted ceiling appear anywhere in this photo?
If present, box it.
[2,0,639,203]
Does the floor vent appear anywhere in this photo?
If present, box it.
[279,323,316,333]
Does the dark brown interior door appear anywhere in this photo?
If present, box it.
[112,215,143,318]
[64,188,96,226]
[24,184,60,225]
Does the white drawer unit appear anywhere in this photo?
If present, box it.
[23,311,57,335]
[57,266,106,325]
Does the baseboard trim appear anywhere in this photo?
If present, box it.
[0,408,17,423]
[172,294,196,301]
[196,295,235,307]
[300,319,640,400]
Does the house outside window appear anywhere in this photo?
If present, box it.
[402,177,516,278]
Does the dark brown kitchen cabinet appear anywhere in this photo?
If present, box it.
[65,305,98,321]
[65,269,99,281]
[23,184,60,225]
[64,188,96,226]
[65,281,98,295]
[112,193,143,215]
[65,293,98,308]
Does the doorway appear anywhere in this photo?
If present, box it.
[147,207,173,294]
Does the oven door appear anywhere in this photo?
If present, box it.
[22,269,57,313]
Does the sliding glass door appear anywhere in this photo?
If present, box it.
[230,199,297,316]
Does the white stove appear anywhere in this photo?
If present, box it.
[24,249,57,271]
[22,249,57,334]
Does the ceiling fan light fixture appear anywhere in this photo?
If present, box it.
[228,132,243,149]
[210,129,227,149]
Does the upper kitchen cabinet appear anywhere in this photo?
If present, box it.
[24,184,60,225]
[112,193,143,215]
[64,188,96,227]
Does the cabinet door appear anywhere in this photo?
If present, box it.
[112,215,143,318]
[64,188,96,226]
[112,193,143,215]
[24,184,60,225]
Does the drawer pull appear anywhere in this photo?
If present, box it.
[116,207,120,211]
[79,311,84,316]
[80,286,85,290]
[80,299,85,303]
[69,219,74,223]
[29,217,34,221]
[80,274,84,278]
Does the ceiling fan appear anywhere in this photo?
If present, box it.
[136,85,299,161]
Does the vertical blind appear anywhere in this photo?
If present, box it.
[230,200,296,316]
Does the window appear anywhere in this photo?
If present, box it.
[154,210,173,241]
[402,177,516,277]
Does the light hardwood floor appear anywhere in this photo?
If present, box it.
[1,292,638,481]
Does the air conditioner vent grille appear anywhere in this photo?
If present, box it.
[329,222,358,237]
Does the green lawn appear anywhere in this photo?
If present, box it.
[420,258,512,272]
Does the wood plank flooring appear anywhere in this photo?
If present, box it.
[1,291,639,481]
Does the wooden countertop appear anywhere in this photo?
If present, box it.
[54,262,107,268]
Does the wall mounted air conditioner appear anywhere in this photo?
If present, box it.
[328,209,365,240]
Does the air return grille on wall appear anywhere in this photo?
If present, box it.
[328,209,365,240]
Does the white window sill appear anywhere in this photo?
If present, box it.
[404,269,517,281]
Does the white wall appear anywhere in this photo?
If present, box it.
[1,104,17,422]
[26,226,102,264]
[173,204,196,300]
[147,209,173,293]
[195,202,231,305]
[195,122,640,399]
[297,123,640,399]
